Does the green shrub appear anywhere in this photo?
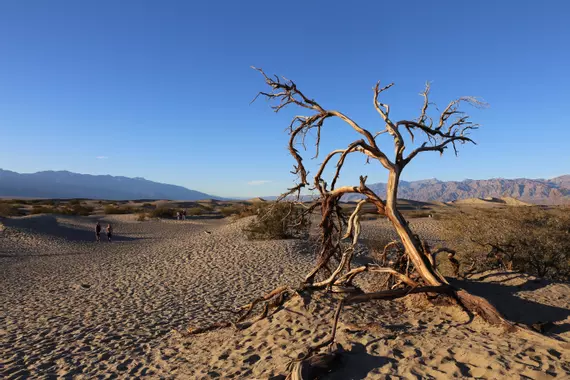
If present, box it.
[150,207,175,218]
[244,202,309,240]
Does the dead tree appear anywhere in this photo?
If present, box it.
[252,67,513,328]
[185,71,556,379]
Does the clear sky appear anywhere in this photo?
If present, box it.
[1,1,569,198]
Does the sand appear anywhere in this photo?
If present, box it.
[1,215,569,378]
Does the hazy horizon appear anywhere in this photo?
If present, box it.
[1,167,568,199]
[1,1,569,197]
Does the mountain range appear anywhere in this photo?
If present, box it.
[1,169,568,204]
[341,176,570,205]
[0,169,218,200]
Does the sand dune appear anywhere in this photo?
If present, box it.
[1,215,568,378]
[452,197,532,207]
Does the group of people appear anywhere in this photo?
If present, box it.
[176,210,187,220]
[95,222,113,242]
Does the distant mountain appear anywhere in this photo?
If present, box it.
[0,169,219,200]
[341,176,570,205]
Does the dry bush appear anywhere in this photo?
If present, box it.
[243,202,309,240]
[104,205,134,214]
[219,205,241,217]
[219,204,259,218]
[440,206,570,281]
[31,205,56,214]
[149,207,175,218]
[186,207,203,216]
[136,212,147,221]
[405,210,433,218]
[199,204,214,212]
[358,213,382,221]
[68,204,95,216]
[30,203,94,216]
[0,204,21,217]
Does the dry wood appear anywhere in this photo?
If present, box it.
[237,285,289,323]
[286,351,341,380]
[187,71,565,378]
[252,67,518,327]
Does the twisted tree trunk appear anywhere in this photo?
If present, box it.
[384,168,443,286]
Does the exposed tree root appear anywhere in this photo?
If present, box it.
[187,286,292,335]
[236,285,289,323]
[453,289,515,330]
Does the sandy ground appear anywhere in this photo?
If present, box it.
[1,215,569,379]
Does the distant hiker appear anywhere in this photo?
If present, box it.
[176,211,181,220]
[182,209,186,220]
[95,222,101,242]
[106,223,113,242]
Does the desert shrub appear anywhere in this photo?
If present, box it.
[186,207,203,216]
[238,205,261,218]
[31,205,56,214]
[244,202,309,240]
[104,205,134,214]
[29,204,93,216]
[220,205,243,217]
[440,207,570,281]
[405,210,433,218]
[64,204,95,216]
[0,204,21,217]
[68,199,82,206]
[221,203,266,219]
[359,213,383,221]
[136,212,148,221]
[150,207,175,218]
[199,204,214,212]
[142,203,155,209]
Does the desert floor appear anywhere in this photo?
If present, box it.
[1,214,569,379]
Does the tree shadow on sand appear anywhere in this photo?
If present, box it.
[324,343,397,379]
[450,275,570,335]
[2,215,143,243]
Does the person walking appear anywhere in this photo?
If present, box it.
[106,223,113,242]
[182,209,186,220]
[95,222,101,242]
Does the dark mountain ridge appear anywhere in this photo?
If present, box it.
[0,169,219,200]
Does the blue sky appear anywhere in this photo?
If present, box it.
[1,1,569,197]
